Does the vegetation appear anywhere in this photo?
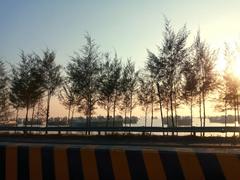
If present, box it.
[40,49,62,129]
[66,35,101,133]
[0,60,10,121]
[1,18,240,136]
[10,52,45,125]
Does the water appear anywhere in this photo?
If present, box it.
[130,117,239,137]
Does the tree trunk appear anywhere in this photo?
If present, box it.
[113,99,116,127]
[170,90,174,128]
[199,95,202,136]
[106,96,110,128]
[190,96,193,136]
[129,92,133,128]
[166,101,169,136]
[150,101,154,135]
[15,108,19,127]
[85,115,88,135]
[25,104,29,127]
[71,107,74,126]
[106,106,110,128]
[234,106,237,136]
[174,92,178,136]
[124,106,127,127]
[45,93,51,134]
[170,88,174,136]
[31,105,35,128]
[234,101,237,137]
[156,83,164,135]
[202,91,206,136]
[151,100,154,128]
[145,107,148,127]
[67,104,71,126]
[237,95,239,125]
[89,111,92,135]
[87,96,92,135]
[144,107,148,135]
[25,103,29,134]
[224,99,227,137]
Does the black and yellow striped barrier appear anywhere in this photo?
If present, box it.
[0,145,240,180]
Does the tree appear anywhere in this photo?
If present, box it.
[35,98,46,126]
[147,51,165,128]
[147,18,189,128]
[10,51,45,126]
[40,49,62,129]
[137,74,156,128]
[121,59,138,127]
[58,82,78,125]
[98,53,122,127]
[0,60,11,121]
[216,44,240,132]
[67,34,101,132]
[181,58,198,127]
[162,19,189,127]
[193,32,218,130]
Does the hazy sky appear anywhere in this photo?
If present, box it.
[1,0,240,68]
[1,0,240,117]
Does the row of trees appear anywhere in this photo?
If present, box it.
[0,19,240,131]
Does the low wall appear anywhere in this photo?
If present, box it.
[0,145,239,180]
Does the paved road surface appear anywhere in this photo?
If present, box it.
[0,134,240,153]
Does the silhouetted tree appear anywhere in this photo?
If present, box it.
[162,19,189,127]
[10,51,44,126]
[58,82,78,125]
[137,74,156,128]
[67,35,101,132]
[181,59,198,127]
[193,32,218,131]
[121,59,138,127]
[146,51,165,128]
[98,53,122,127]
[40,49,62,130]
[147,18,189,128]
[35,98,46,126]
[0,60,10,121]
[217,44,240,133]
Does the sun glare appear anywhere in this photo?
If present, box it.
[216,47,240,78]
[216,51,226,74]
[233,54,240,77]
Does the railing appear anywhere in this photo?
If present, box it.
[0,126,240,134]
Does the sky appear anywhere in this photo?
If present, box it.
[1,0,240,117]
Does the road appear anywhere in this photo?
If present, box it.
[0,134,240,153]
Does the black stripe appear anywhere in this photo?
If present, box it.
[18,146,29,180]
[0,146,5,180]
[126,150,148,180]
[159,150,185,180]
[197,153,225,180]
[95,149,114,180]
[67,147,84,180]
[42,146,55,180]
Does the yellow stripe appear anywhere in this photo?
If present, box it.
[54,147,70,180]
[217,153,240,180]
[81,148,99,180]
[29,146,43,180]
[110,149,131,180]
[178,151,205,180]
[6,146,17,180]
[143,150,166,180]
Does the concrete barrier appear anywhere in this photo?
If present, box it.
[0,145,239,179]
